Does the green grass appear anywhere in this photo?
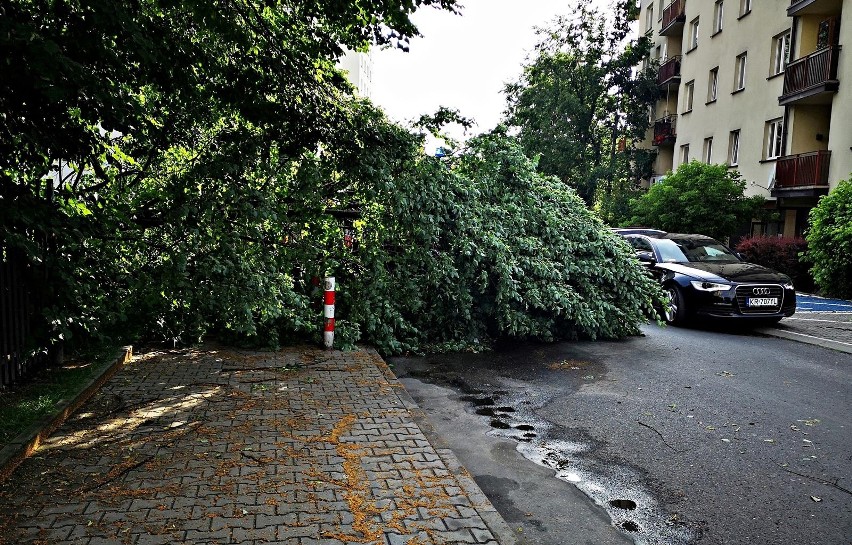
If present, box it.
[0,349,119,447]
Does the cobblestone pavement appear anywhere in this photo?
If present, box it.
[0,346,511,545]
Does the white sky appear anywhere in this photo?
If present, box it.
[371,0,615,141]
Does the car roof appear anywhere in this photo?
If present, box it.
[611,228,668,236]
[657,233,719,241]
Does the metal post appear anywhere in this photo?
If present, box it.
[323,277,335,349]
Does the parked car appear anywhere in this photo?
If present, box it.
[619,232,796,325]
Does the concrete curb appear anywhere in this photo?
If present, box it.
[0,346,133,482]
[755,327,852,354]
[367,348,520,545]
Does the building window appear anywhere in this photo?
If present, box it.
[771,30,791,76]
[646,5,654,33]
[713,1,724,34]
[703,137,714,163]
[728,130,740,166]
[708,67,719,102]
[681,144,690,165]
[765,118,783,160]
[659,0,665,20]
[684,80,695,112]
[739,0,751,17]
[734,52,747,91]
[688,18,700,50]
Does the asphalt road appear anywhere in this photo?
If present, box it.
[389,324,852,545]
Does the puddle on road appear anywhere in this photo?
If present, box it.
[461,391,695,545]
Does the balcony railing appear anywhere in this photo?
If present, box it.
[781,46,840,102]
[653,115,677,146]
[661,0,686,34]
[657,56,682,86]
[775,151,831,188]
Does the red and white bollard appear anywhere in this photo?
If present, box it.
[323,277,335,349]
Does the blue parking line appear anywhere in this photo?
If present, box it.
[796,294,852,312]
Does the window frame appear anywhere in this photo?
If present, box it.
[765,118,784,160]
[703,137,714,163]
[707,67,719,103]
[680,143,690,165]
[683,80,695,112]
[739,0,752,18]
[688,17,700,51]
[713,1,724,34]
[734,52,748,91]
[771,30,792,76]
[728,130,741,166]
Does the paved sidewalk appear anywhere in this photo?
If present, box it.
[0,346,514,545]
[758,294,852,353]
[765,311,852,353]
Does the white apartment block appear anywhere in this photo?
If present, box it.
[337,49,373,99]
[639,0,851,237]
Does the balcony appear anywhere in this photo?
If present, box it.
[788,0,843,17]
[657,56,682,88]
[653,116,677,146]
[661,0,686,36]
[772,151,831,197]
[779,46,840,105]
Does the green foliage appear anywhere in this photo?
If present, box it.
[504,1,658,204]
[0,349,117,445]
[345,128,663,353]
[2,0,661,360]
[1,0,459,352]
[628,161,765,240]
[805,178,852,298]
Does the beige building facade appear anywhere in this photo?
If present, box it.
[639,0,851,237]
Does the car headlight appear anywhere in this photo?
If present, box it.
[783,282,795,290]
[690,281,733,292]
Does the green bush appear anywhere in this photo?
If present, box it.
[805,178,852,298]
[628,161,765,240]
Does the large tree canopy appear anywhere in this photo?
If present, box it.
[0,0,459,350]
[504,0,658,207]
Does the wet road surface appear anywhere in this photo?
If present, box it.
[389,323,852,545]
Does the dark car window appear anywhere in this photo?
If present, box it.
[662,238,740,263]
[629,237,654,252]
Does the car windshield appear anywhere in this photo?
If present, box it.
[655,238,740,263]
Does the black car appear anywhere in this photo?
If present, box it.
[621,232,796,325]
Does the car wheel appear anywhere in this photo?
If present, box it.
[664,284,688,326]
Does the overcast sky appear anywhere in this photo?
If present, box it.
[371,0,615,141]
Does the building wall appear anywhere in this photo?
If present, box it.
[789,106,831,155]
[337,49,373,98]
[828,5,852,185]
[638,0,851,236]
[667,2,788,197]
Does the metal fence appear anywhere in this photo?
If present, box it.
[0,250,46,387]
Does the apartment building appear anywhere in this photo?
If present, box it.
[639,0,851,237]
[337,49,373,98]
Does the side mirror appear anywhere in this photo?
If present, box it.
[636,251,656,264]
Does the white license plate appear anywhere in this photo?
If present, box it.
[748,297,778,307]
